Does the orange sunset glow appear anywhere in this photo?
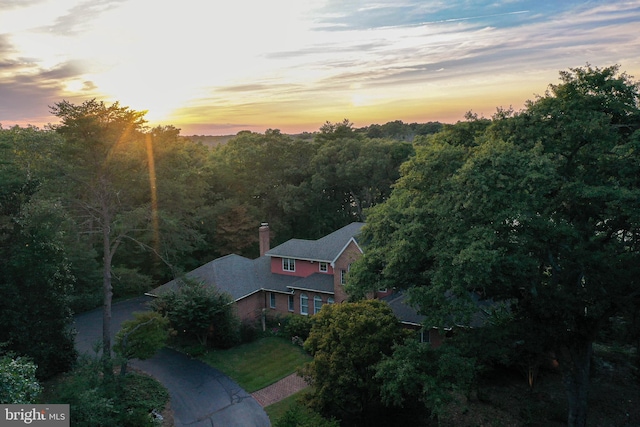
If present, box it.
[1,1,639,135]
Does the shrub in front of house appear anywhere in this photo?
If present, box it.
[240,320,260,343]
[283,314,314,342]
[152,279,241,349]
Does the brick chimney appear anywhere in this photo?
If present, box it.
[259,223,270,256]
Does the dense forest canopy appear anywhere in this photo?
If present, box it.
[348,64,640,427]
[0,65,638,427]
[1,116,425,290]
[0,114,424,375]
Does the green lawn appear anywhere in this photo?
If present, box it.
[200,336,312,392]
[264,389,310,421]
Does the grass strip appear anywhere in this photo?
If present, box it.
[265,389,309,422]
[200,336,311,392]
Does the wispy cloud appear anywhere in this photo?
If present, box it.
[1,0,639,134]
[312,0,536,31]
[40,0,127,36]
[0,0,44,10]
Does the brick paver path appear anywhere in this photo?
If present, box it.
[251,373,309,407]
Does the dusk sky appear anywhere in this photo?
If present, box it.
[2,0,639,135]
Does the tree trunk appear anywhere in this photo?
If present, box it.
[102,216,114,377]
[560,340,592,427]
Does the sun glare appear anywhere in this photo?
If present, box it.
[64,80,86,93]
[4,0,640,134]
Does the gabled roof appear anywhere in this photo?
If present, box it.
[265,222,365,264]
[149,254,338,301]
[149,252,349,302]
[148,222,366,302]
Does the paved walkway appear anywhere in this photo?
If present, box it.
[251,373,309,407]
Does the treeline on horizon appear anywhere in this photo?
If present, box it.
[186,119,444,148]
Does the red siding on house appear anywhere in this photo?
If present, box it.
[235,226,364,323]
[270,257,334,277]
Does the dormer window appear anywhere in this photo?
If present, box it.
[282,258,295,272]
[319,262,328,272]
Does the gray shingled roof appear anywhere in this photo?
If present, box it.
[265,222,365,262]
[149,254,262,301]
[288,274,335,294]
[255,256,298,293]
[383,291,500,329]
[148,222,366,302]
[149,255,338,301]
[383,292,426,326]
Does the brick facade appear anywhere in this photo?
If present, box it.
[235,292,265,321]
[332,240,362,303]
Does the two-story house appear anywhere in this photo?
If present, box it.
[148,222,365,322]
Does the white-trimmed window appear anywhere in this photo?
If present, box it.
[327,297,334,304]
[319,262,328,272]
[313,296,323,314]
[269,292,276,308]
[288,295,294,312]
[282,258,295,272]
[300,294,309,315]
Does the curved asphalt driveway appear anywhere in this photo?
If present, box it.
[74,296,270,427]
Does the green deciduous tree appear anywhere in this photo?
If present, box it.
[152,280,239,348]
[300,300,404,425]
[0,198,78,378]
[0,128,77,379]
[309,135,414,223]
[208,128,317,248]
[349,65,640,427]
[114,311,169,376]
[207,125,414,252]
[375,340,475,422]
[133,125,211,277]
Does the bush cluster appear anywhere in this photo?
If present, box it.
[152,280,240,349]
[50,357,168,427]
